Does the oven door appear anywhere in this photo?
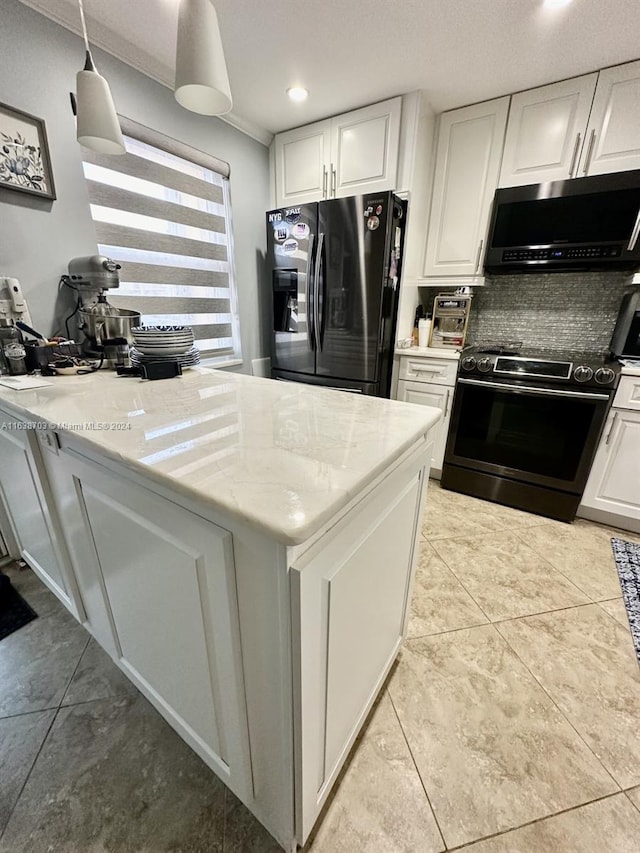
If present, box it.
[445,377,611,493]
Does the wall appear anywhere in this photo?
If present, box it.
[466,272,635,353]
[0,0,271,370]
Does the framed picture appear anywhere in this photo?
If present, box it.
[0,102,56,200]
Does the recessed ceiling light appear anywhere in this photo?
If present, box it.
[543,0,573,8]
[287,87,309,102]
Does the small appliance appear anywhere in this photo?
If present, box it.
[0,277,32,327]
[429,292,472,349]
[484,170,640,273]
[66,255,140,357]
[610,291,640,358]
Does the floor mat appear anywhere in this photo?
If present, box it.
[611,538,640,665]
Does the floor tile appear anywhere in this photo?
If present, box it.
[0,695,226,853]
[0,607,89,718]
[520,520,639,601]
[498,604,640,789]
[388,625,616,849]
[307,692,444,852]
[223,792,281,852]
[457,793,640,853]
[1,563,64,619]
[627,786,640,812]
[599,597,631,630]
[407,540,488,638]
[61,638,140,706]
[432,531,589,621]
[422,481,542,541]
[0,710,55,835]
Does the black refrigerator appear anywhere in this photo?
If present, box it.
[266,192,407,396]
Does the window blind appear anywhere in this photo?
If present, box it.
[82,117,241,362]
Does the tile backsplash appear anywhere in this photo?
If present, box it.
[465,272,635,353]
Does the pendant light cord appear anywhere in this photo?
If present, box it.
[77,0,90,52]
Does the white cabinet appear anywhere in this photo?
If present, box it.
[423,97,510,279]
[291,454,428,841]
[578,60,640,176]
[274,97,402,207]
[499,74,598,187]
[580,375,640,532]
[274,120,331,206]
[0,412,78,612]
[396,353,457,476]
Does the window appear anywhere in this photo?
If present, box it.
[82,117,241,365]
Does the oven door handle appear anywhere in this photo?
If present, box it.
[457,377,610,401]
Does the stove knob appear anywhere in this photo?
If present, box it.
[461,356,476,371]
[477,357,492,373]
[573,365,593,383]
[594,367,615,385]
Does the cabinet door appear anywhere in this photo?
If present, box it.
[330,97,401,198]
[274,120,331,207]
[0,425,68,599]
[578,60,640,175]
[423,97,510,278]
[73,464,252,800]
[397,379,451,474]
[499,74,597,187]
[581,409,640,522]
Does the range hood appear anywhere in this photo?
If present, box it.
[484,170,640,274]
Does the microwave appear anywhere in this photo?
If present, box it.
[610,291,640,358]
[484,170,640,274]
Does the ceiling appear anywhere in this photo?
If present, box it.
[17,0,640,144]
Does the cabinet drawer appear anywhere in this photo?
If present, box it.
[614,375,640,410]
[398,356,457,385]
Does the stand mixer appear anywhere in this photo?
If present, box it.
[67,255,140,366]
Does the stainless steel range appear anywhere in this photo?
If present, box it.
[441,341,621,522]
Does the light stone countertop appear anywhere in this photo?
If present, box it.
[395,346,461,360]
[0,368,440,545]
[620,363,640,377]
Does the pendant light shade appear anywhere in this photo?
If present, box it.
[175,0,233,116]
[76,53,125,154]
[74,1,125,155]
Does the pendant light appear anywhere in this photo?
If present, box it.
[174,0,233,116]
[74,0,125,154]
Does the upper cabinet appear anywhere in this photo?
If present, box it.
[499,61,640,187]
[274,97,402,207]
[499,74,598,187]
[578,60,640,176]
[423,97,509,278]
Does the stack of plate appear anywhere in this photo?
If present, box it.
[130,326,200,368]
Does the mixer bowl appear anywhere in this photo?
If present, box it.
[79,309,141,345]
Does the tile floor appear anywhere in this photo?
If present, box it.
[1,481,640,852]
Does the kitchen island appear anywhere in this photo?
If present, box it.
[0,368,440,850]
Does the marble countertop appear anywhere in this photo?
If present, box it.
[0,369,440,545]
[395,346,461,360]
[621,363,640,377]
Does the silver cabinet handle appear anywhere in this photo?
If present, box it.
[583,129,596,175]
[331,164,336,197]
[605,412,618,445]
[475,239,484,273]
[322,166,327,199]
[627,207,640,251]
[569,132,581,178]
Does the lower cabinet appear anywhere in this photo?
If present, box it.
[290,456,427,842]
[57,453,253,802]
[581,407,640,529]
[0,411,75,611]
[397,380,451,475]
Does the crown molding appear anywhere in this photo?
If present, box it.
[16,0,273,147]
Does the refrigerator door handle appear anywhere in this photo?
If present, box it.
[305,234,315,351]
[314,232,324,352]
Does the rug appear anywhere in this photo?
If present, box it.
[0,572,38,641]
[611,538,640,665]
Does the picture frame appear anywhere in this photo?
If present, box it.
[0,102,56,200]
